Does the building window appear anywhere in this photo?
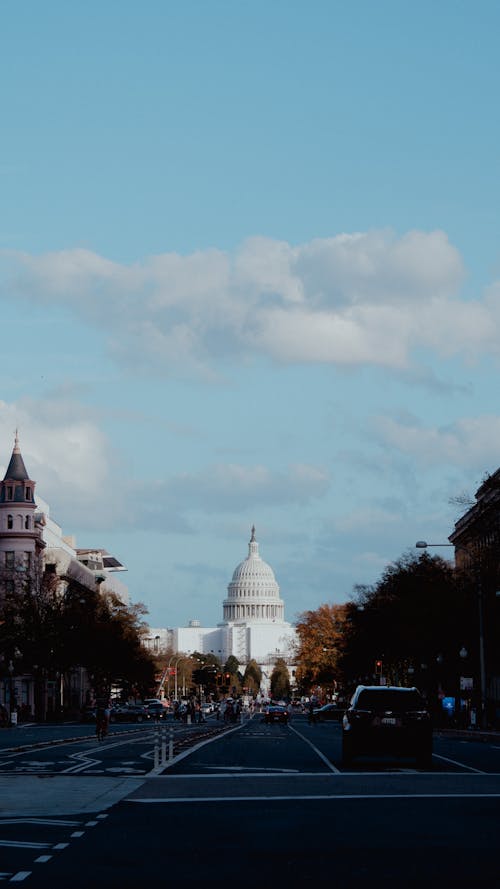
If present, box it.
[24,516,30,529]
[5,580,14,595]
[5,552,14,568]
[23,552,32,570]
[25,487,32,500]
[7,515,13,529]
[6,486,13,500]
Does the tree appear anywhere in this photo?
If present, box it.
[270,658,290,700]
[0,569,157,718]
[295,603,349,695]
[242,659,262,694]
[339,551,466,703]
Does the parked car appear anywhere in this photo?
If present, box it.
[264,704,289,725]
[342,686,433,767]
[312,702,343,722]
[109,703,150,723]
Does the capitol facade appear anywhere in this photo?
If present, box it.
[146,527,298,687]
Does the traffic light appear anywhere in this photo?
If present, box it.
[375,660,383,676]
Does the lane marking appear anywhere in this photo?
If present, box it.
[9,873,31,882]
[0,819,80,827]
[288,724,340,773]
[432,753,484,773]
[147,769,500,779]
[203,765,299,773]
[52,843,69,850]
[126,792,500,803]
[71,832,85,838]
[0,841,48,849]
[34,856,52,864]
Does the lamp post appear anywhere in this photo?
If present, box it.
[416,540,487,730]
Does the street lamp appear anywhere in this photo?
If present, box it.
[416,539,487,729]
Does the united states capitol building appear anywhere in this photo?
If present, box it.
[145,527,298,685]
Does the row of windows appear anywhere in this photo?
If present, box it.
[4,551,32,569]
[4,486,33,501]
[224,604,283,618]
[5,514,32,530]
[229,586,277,596]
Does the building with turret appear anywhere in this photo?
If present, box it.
[0,432,45,601]
[0,434,129,719]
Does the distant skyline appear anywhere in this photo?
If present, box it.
[2,1,500,628]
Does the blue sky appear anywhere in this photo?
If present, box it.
[1,1,500,629]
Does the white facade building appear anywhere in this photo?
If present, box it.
[147,527,297,689]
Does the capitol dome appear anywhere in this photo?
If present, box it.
[223,526,285,623]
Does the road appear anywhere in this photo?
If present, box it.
[1,712,499,887]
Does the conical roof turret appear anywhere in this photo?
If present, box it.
[3,431,29,481]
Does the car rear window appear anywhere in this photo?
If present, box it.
[355,690,424,710]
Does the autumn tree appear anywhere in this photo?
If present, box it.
[295,602,349,695]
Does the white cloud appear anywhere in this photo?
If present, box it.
[334,506,402,534]
[0,396,114,529]
[374,414,500,468]
[0,398,330,535]
[4,228,494,377]
[162,462,330,513]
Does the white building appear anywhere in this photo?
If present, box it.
[35,495,130,605]
[147,527,298,690]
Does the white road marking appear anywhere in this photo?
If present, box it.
[106,767,145,774]
[84,821,98,827]
[127,791,500,803]
[203,765,299,772]
[34,856,52,864]
[432,753,485,773]
[52,843,69,850]
[71,832,85,838]
[10,873,32,882]
[288,724,340,773]
[0,819,80,827]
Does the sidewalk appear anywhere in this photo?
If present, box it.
[0,775,147,817]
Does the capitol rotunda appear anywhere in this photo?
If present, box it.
[149,527,297,682]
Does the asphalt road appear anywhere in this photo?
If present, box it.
[1,713,500,887]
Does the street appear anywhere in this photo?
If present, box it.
[1,712,500,886]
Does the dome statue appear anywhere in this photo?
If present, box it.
[223,526,285,623]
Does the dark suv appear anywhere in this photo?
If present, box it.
[342,686,432,767]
